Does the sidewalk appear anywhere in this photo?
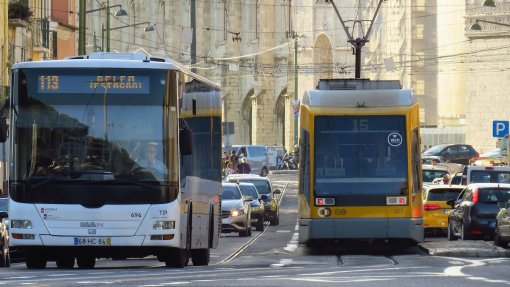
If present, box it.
[420,240,510,257]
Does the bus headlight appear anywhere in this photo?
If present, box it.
[153,221,175,230]
[11,220,32,229]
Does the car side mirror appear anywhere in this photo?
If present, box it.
[260,194,268,200]
[244,196,253,202]
[179,126,193,156]
[446,199,456,208]
[0,211,8,219]
[0,116,7,143]
[273,189,281,195]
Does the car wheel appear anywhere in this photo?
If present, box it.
[447,221,457,241]
[256,217,264,231]
[461,223,470,240]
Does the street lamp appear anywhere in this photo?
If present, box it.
[470,19,510,31]
[101,22,155,51]
[78,0,128,54]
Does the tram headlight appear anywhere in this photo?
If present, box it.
[11,220,32,229]
[153,221,175,230]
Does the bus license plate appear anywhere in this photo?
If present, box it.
[74,237,111,246]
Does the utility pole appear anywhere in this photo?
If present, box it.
[78,0,86,55]
[294,35,298,146]
[330,0,384,78]
[106,0,111,52]
[191,0,196,73]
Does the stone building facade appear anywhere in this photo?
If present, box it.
[78,0,481,151]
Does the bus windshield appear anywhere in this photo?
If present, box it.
[314,115,408,197]
[10,68,179,204]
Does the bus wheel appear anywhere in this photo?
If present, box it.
[76,256,96,269]
[26,253,47,269]
[56,256,75,269]
[191,248,210,266]
[165,249,188,268]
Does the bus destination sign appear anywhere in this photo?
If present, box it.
[38,75,149,94]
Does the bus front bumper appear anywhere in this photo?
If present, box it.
[298,217,424,244]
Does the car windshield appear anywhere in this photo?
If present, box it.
[478,188,510,203]
[422,170,448,183]
[237,179,271,194]
[427,188,463,201]
[470,170,510,184]
[423,145,445,155]
[222,185,242,200]
[239,185,259,198]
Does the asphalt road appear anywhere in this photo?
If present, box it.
[1,171,509,286]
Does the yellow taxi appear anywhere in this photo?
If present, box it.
[423,184,465,234]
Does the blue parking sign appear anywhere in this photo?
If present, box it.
[493,120,509,138]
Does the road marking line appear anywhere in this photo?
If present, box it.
[276,230,291,233]
[161,283,190,285]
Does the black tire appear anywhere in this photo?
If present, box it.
[256,217,264,231]
[447,221,457,241]
[76,256,95,269]
[166,214,191,268]
[26,253,47,269]
[56,256,75,269]
[191,248,210,266]
[260,167,268,177]
[165,249,188,268]
[461,223,470,240]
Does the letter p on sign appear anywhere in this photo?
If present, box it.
[493,120,509,138]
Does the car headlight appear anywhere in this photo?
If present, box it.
[231,208,245,217]
[153,221,175,230]
[11,220,32,229]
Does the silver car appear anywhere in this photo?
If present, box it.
[221,182,252,237]
[238,182,265,231]
[232,145,269,177]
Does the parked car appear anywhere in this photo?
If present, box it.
[422,155,445,165]
[422,163,451,183]
[0,196,9,267]
[495,199,510,248]
[225,174,281,225]
[447,183,510,241]
[232,145,270,176]
[423,185,465,234]
[423,144,479,165]
[238,182,265,231]
[460,165,510,185]
[221,182,252,237]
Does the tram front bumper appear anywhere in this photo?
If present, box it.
[298,217,424,244]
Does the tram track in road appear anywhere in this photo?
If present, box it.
[215,180,290,265]
[335,254,400,267]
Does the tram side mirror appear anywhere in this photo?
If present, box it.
[0,116,7,143]
[179,127,193,156]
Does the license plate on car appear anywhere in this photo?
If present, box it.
[73,237,111,246]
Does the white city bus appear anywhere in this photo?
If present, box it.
[2,52,222,269]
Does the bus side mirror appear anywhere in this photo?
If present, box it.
[0,117,7,143]
[180,127,192,156]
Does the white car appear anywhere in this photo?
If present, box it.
[221,182,253,237]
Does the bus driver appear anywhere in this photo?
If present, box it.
[138,143,168,176]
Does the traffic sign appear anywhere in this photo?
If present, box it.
[493,120,509,138]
